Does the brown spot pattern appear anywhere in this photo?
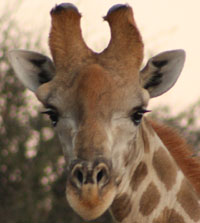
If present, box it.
[139,182,160,216]
[111,193,132,222]
[153,147,177,190]
[130,161,148,191]
[177,179,200,222]
[141,128,150,153]
[153,207,185,223]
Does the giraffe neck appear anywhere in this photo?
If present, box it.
[110,118,200,223]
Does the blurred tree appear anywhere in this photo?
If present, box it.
[0,9,56,223]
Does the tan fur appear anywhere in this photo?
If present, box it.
[177,179,200,221]
[49,6,92,69]
[49,5,143,80]
[149,119,200,196]
[153,207,185,223]
[66,181,116,220]
[102,5,144,70]
[141,127,150,153]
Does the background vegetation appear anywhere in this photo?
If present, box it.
[1,8,200,223]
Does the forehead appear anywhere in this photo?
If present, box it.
[77,64,143,110]
[37,64,146,115]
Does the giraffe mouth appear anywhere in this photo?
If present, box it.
[66,181,116,220]
[66,158,116,220]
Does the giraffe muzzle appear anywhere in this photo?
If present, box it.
[66,158,116,220]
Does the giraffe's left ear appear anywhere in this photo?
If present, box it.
[140,50,186,98]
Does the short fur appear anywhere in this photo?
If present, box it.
[149,119,200,196]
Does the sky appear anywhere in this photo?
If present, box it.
[2,0,200,113]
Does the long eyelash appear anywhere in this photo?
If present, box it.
[139,109,151,114]
[41,109,55,115]
[40,107,59,127]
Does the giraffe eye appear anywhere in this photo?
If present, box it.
[41,108,59,127]
[130,108,150,125]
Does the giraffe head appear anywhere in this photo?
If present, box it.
[8,3,185,220]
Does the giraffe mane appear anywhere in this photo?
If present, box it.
[149,119,200,196]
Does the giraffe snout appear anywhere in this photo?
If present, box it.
[66,158,116,220]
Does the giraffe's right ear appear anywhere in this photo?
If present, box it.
[8,50,55,92]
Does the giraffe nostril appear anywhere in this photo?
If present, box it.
[74,169,84,184]
[95,164,110,187]
[70,163,86,188]
[97,169,105,183]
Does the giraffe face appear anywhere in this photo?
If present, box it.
[35,63,149,220]
[8,3,185,221]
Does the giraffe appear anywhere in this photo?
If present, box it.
[8,3,200,223]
